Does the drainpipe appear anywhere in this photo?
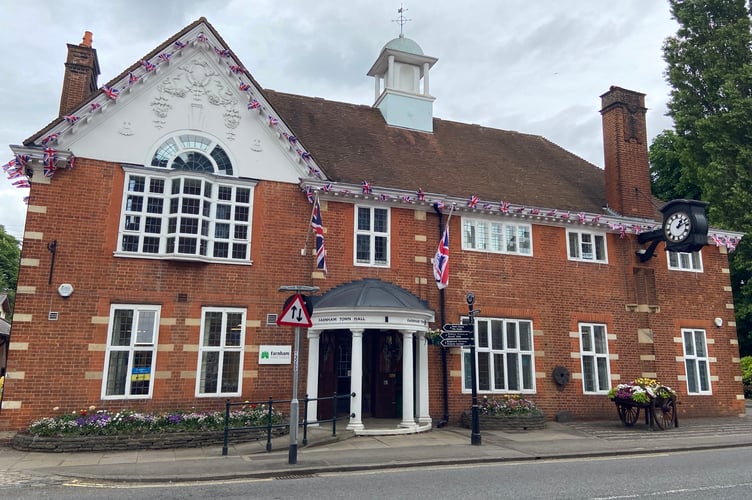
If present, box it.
[433,204,449,427]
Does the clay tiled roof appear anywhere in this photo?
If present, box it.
[265,90,607,214]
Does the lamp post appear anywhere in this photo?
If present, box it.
[467,292,481,446]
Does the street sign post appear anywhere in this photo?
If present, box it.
[439,329,474,347]
[277,285,319,466]
[442,323,473,332]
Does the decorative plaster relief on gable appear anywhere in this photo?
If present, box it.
[149,58,242,141]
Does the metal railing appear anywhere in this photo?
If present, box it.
[222,392,355,455]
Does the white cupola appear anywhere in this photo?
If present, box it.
[367,33,437,133]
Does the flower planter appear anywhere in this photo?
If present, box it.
[460,411,546,431]
[11,427,287,453]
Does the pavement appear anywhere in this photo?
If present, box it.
[2,405,752,486]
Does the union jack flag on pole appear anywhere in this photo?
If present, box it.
[433,224,450,289]
[311,195,328,275]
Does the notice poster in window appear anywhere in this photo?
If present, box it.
[131,366,151,381]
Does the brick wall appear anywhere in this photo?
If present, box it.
[0,157,743,430]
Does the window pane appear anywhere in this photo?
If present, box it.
[236,188,250,204]
[521,354,533,390]
[232,243,246,259]
[183,178,202,194]
[145,217,161,233]
[112,310,133,346]
[686,359,698,393]
[506,353,519,390]
[216,205,231,220]
[684,331,695,356]
[221,351,241,392]
[505,225,516,252]
[225,313,243,346]
[519,322,532,350]
[506,322,517,349]
[493,353,505,390]
[181,198,200,215]
[464,221,475,248]
[235,206,249,222]
[135,311,156,345]
[234,225,248,240]
[581,327,592,352]
[477,352,490,391]
[374,208,388,232]
[518,226,531,254]
[130,351,153,395]
[463,351,473,390]
[126,195,143,212]
[374,236,387,263]
[147,197,163,214]
[491,320,503,349]
[215,223,230,239]
[122,235,139,252]
[595,235,606,261]
[178,236,197,254]
[204,312,223,346]
[582,356,595,392]
[477,321,489,348]
[669,252,678,267]
[568,233,579,258]
[357,207,371,231]
[128,176,145,192]
[218,186,232,201]
[213,242,229,258]
[200,351,220,393]
[356,235,370,262]
[125,215,140,231]
[594,326,607,353]
[596,358,609,391]
[698,360,710,391]
[490,224,503,252]
[694,331,707,356]
[105,351,129,396]
[476,222,487,250]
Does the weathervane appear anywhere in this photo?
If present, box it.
[392,4,411,36]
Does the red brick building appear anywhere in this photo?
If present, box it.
[0,18,745,433]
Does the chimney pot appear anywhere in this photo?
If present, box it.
[81,31,93,48]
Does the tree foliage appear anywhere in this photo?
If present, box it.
[650,0,752,353]
[0,225,21,317]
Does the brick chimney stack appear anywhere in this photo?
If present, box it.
[600,86,655,219]
[58,31,100,117]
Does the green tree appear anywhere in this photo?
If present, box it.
[650,0,752,353]
[0,225,20,319]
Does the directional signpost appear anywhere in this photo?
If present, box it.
[440,323,474,347]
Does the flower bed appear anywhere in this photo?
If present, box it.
[460,395,546,431]
[12,403,287,452]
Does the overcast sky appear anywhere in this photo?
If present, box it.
[0,0,679,240]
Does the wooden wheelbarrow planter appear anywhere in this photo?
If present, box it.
[611,390,678,430]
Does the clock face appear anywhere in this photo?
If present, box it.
[664,211,692,243]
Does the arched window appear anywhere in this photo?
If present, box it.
[150,134,233,175]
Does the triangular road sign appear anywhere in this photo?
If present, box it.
[276,293,313,327]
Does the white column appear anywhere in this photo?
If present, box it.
[422,62,430,95]
[417,331,431,424]
[305,330,321,424]
[387,55,395,89]
[347,329,365,431]
[374,74,381,101]
[400,330,416,429]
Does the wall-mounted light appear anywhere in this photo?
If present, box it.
[714,317,723,328]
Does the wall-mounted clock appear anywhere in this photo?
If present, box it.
[663,210,692,243]
[660,199,709,253]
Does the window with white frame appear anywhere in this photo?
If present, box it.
[355,205,389,266]
[579,323,611,393]
[462,219,532,255]
[682,328,712,394]
[463,318,535,393]
[196,308,246,396]
[567,230,607,263]
[668,251,703,272]
[117,133,254,263]
[102,304,160,399]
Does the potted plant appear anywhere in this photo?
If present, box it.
[461,394,546,431]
